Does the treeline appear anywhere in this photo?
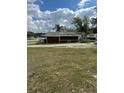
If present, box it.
[27,32,45,38]
[53,16,97,34]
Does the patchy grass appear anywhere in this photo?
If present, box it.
[27,48,97,93]
[80,39,96,43]
[27,40,39,45]
[27,39,46,45]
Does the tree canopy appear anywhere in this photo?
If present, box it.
[72,16,90,34]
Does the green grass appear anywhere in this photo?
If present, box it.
[80,39,96,43]
[27,48,97,93]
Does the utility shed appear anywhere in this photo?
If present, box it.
[42,32,84,44]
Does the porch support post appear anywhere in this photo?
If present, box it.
[59,35,60,43]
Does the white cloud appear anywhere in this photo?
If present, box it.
[75,6,96,17]
[27,0,37,4]
[78,0,91,8]
[27,4,41,17]
[27,0,43,4]
[27,2,96,32]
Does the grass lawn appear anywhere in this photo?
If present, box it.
[27,40,39,45]
[27,48,97,93]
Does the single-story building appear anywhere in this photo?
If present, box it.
[41,32,84,44]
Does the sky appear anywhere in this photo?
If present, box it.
[27,0,97,32]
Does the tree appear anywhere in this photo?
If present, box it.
[53,24,61,32]
[27,31,34,38]
[91,17,97,26]
[90,17,97,33]
[82,16,90,35]
[72,16,90,38]
[72,17,83,32]
[53,24,68,32]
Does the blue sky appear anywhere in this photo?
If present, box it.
[34,0,96,11]
[38,0,80,11]
[27,0,97,32]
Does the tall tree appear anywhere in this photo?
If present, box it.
[72,17,83,32]
[90,17,97,33]
[82,16,90,35]
[91,17,97,27]
[72,16,90,35]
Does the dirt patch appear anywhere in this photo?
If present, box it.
[27,43,96,48]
